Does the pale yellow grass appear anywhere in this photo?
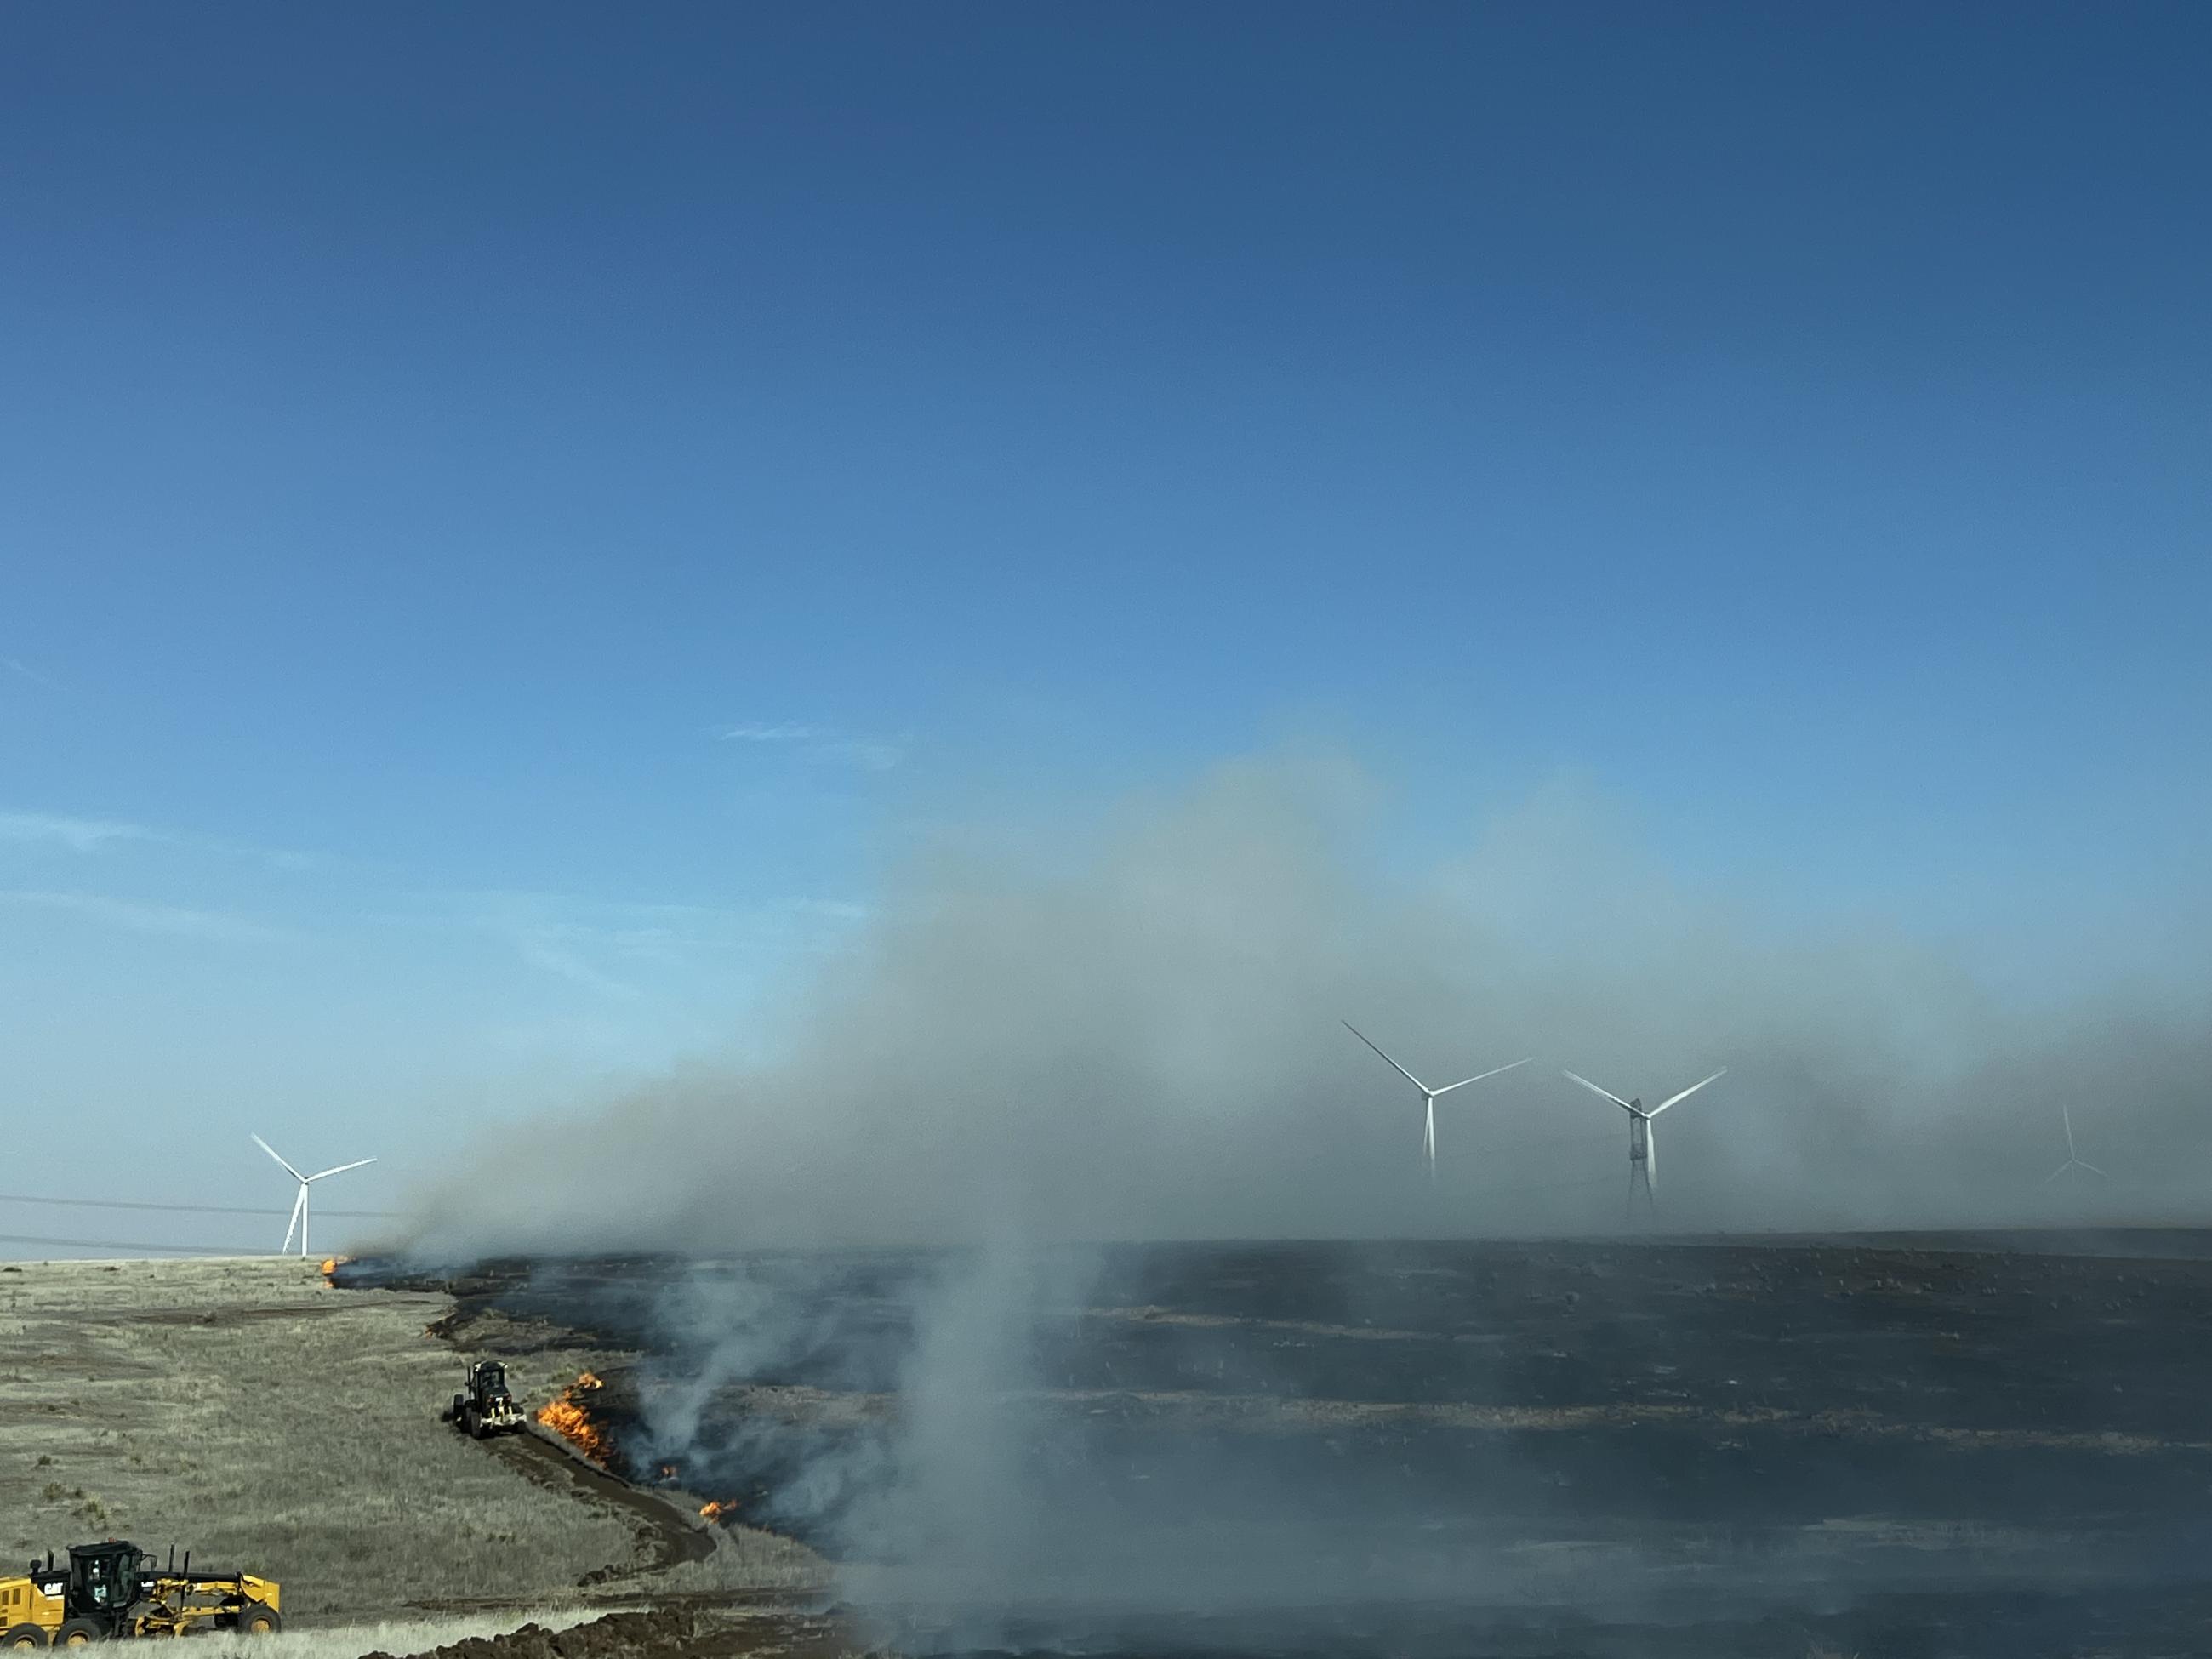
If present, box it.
[600,1522,826,1599]
[0,1258,643,1622]
[188,1607,598,1659]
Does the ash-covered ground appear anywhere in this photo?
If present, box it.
[345,1234,2212,1658]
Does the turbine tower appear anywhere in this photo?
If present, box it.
[1562,1068,1726,1217]
[2043,1104,2107,1187]
[1343,1022,1531,1180]
[251,1134,375,1258]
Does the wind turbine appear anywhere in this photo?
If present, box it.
[251,1134,375,1257]
[1343,1022,1531,1179]
[1562,1068,1726,1216]
[2043,1104,2107,1187]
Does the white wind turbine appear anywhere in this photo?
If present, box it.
[2043,1104,2107,1187]
[251,1134,375,1258]
[1562,1068,1726,1214]
[1343,1022,1531,1179]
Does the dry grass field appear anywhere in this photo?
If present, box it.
[185,1611,602,1659]
[0,1257,818,1629]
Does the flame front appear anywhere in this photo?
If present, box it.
[536,1371,614,1465]
[319,1256,346,1285]
[699,1500,733,1522]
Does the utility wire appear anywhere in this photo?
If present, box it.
[0,1232,265,1257]
[1451,1169,1621,1203]
[0,1192,398,1219]
[1468,1128,1622,1159]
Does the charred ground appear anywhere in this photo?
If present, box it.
[344,1234,2212,1658]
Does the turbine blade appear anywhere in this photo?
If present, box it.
[2078,1160,2109,1178]
[2063,1103,2078,1160]
[306,1157,377,1182]
[2041,1163,2072,1187]
[1562,1070,1636,1113]
[1649,1069,1728,1116]
[1343,1022,1428,1094]
[1431,1058,1536,1095]
[252,1133,306,1183]
[281,1187,304,1252]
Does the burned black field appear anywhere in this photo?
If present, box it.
[349,1234,2212,1657]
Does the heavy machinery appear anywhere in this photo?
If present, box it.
[444,1360,527,1439]
[0,1542,280,1645]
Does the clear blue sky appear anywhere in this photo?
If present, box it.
[2,5,2207,1248]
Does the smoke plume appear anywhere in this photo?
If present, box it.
[389,753,2212,1641]
[401,753,2212,1256]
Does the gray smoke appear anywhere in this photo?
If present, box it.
[393,752,2212,1641]
[401,753,2212,1255]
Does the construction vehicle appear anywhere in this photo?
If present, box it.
[0,1542,280,1645]
[444,1360,527,1439]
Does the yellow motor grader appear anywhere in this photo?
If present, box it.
[0,1542,279,1646]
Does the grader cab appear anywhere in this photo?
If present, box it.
[0,1542,280,1646]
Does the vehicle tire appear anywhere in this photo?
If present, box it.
[2,1623,48,1649]
[53,1621,101,1649]
[237,1604,280,1637]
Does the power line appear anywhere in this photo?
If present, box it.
[1469,1129,1621,1159]
[0,1232,263,1257]
[1454,1169,1622,1203]
[0,1192,399,1219]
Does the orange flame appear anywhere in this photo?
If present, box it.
[658,1463,679,1481]
[535,1371,615,1465]
[699,1500,733,1522]
[319,1256,346,1285]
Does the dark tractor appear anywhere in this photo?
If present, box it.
[446,1360,527,1439]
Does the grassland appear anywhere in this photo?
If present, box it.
[0,1257,817,1628]
[184,1610,600,1659]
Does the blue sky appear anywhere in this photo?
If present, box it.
[3,5,2207,1249]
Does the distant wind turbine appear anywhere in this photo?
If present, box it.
[251,1134,375,1257]
[2043,1105,2107,1187]
[1343,1022,1531,1179]
[1562,1068,1726,1216]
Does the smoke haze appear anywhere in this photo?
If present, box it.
[400,753,2210,1257]
[385,755,2212,1641]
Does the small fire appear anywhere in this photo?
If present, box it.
[658,1463,679,1481]
[319,1256,347,1285]
[699,1499,734,1522]
[536,1371,614,1465]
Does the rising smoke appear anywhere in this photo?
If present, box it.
[392,753,2212,1641]
[402,751,2212,1257]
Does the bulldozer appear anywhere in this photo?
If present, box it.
[0,1542,280,1646]
[444,1360,527,1439]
